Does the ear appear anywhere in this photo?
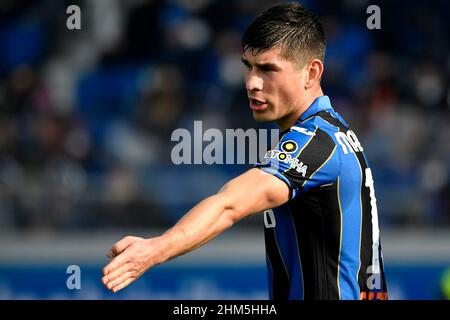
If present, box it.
[304,59,324,90]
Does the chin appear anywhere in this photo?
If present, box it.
[252,110,276,122]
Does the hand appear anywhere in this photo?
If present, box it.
[101,236,160,293]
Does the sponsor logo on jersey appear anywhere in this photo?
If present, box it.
[264,150,307,177]
[280,140,298,153]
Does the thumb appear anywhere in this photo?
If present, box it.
[107,236,137,258]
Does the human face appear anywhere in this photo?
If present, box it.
[242,48,307,126]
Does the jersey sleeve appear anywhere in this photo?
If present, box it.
[254,125,340,199]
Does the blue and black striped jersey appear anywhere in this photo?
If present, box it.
[255,95,388,300]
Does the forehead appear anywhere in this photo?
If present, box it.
[242,47,287,65]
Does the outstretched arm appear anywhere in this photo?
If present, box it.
[101,168,290,292]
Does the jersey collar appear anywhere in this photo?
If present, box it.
[299,95,333,121]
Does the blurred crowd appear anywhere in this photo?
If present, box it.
[0,0,449,232]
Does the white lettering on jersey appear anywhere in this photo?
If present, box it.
[334,130,364,154]
[264,209,276,228]
[365,168,381,275]
[264,150,308,177]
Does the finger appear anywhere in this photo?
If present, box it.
[112,277,136,293]
[103,251,132,276]
[102,262,132,285]
[106,271,133,290]
[107,236,137,258]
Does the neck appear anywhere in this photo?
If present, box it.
[276,87,324,132]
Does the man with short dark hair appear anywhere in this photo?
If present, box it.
[101,2,388,300]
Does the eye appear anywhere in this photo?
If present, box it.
[259,65,277,73]
[260,66,273,72]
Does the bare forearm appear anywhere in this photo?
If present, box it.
[158,194,239,263]
[101,168,289,293]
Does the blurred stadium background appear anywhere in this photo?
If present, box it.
[0,0,449,300]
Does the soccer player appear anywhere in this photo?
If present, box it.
[102,2,388,300]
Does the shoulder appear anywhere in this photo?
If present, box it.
[280,116,337,152]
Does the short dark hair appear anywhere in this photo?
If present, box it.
[242,2,326,66]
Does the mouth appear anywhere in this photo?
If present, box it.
[249,97,268,111]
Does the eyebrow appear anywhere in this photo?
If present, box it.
[240,57,281,71]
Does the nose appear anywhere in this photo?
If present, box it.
[245,71,263,92]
